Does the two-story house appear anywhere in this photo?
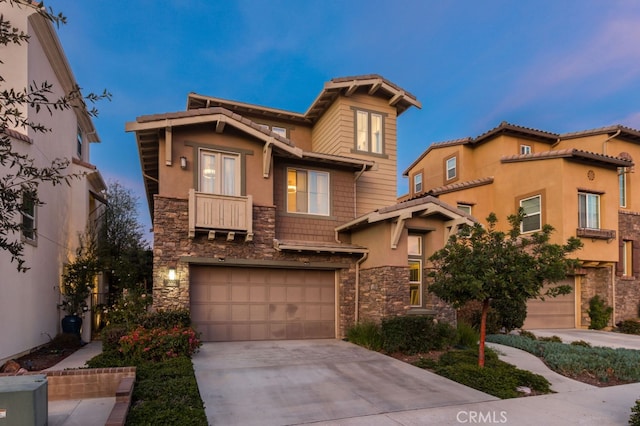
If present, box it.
[126,75,474,341]
[403,121,640,329]
[0,3,106,363]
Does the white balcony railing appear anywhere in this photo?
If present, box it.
[188,189,253,239]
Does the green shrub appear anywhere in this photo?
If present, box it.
[346,321,382,351]
[539,335,563,343]
[103,289,152,328]
[491,298,528,332]
[617,319,640,335]
[125,357,207,426]
[118,326,202,362]
[141,309,192,329]
[588,295,613,330]
[570,340,592,348]
[381,316,456,354]
[456,322,479,349]
[519,330,537,340]
[431,348,550,399]
[100,324,129,353]
[630,399,640,426]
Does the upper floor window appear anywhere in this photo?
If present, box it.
[457,204,472,215]
[446,156,457,180]
[578,192,600,229]
[619,168,627,208]
[77,126,83,158]
[272,126,287,138]
[21,190,37,242]
[355,109,384,154]
[520,144,531,155]
[520,195,541,232]
[287,168,329,215]
[199,149,240,195]
[413,173,423,194]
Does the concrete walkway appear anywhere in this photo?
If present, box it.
[45,341,115,426]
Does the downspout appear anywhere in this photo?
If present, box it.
[355,251,369,324]
[602,130,621,155]
[354,163,367,218]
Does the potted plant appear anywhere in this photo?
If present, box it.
[60,233,100,338]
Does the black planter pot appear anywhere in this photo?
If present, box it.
[61,314,83,337]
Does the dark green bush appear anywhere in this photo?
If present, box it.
[617,319,640,335]
[519,330,537,340]
[431,348,550,398]
[491,298,528,332]
[538,335,563,343]
[455,322,479,349]
[381,316,456,354]
[140,309,192,329]
[100,324,129,353]
[588,295,613,330]
[570,340,592,348]
[346,321,383,351]
[630,399,640,426]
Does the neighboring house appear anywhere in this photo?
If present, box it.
[0,4,106,362]
[402,121,640,329]
[126,74,473,341]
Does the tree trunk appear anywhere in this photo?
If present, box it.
[478,298,490,367]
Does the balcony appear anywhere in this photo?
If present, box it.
[188,189,253,240]
[576,227,616,241]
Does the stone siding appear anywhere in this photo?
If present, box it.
[579,266,613,328]
[616,211,640,321]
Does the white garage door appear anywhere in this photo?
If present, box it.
[523,278,576,329]
[190,266,336,341]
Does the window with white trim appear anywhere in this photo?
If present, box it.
[457,204,472,215]
[287,168,330,215]
[21,190,37,242]
[355,109,384,154]
[408,234,423,307]
[272,126,287,138]
[414,173,423,193]
[199,150,240,195]
[578,192,600,229]
[446,156,457,180]
[619,168,627,208]
[520,195,541,232]
[520,144,531,155]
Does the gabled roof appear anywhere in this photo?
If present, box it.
[428,176,495,196]
[337,195,474,231]
[501,148,633,169]
[187,74,421,125]
[402,122,558,176]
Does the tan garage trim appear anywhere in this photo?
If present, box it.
[190,266,336,341]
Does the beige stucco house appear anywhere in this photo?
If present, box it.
[402,121,640,329]
[126,75,473,341]
[0,3,106,362]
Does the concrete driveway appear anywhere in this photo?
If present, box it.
[528,328,640,350]
[192,339,496,426]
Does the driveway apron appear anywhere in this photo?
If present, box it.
[192,339,496,426]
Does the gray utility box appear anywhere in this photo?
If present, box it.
[0,375,48,426]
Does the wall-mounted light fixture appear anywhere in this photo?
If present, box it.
[164,266,179,287]
[180,156,187,169]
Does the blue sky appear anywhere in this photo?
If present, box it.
[51,0,640,241]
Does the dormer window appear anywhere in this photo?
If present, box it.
[446,156,457,180]
[353,108,385,155]
[413,172,423,194]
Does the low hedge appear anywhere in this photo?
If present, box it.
[380,316,457,354]
[617,319,640,335]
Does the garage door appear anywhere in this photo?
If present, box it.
[523,278,576,329]
[190,266,336,341]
